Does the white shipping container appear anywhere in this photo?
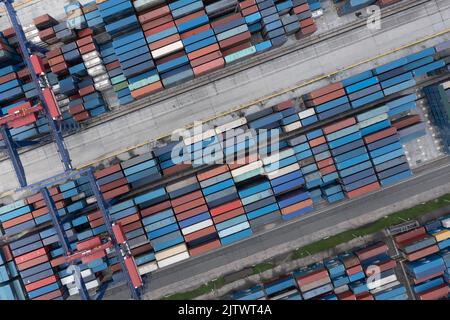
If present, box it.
[166,176,198,192]
[181,219,213,236]
[298,108,316,119]
[358,113,389,128]
[283,121,302,132]
[370,280,400,294]
[88,65,107,77]
[155,243,188,261]
[60,269,93,285]
[218,221,250,238]
[231,160,262,177]
[93,74,110,82]
[82,51,100,61]
[84,57,102,68]
[95,80,112,91]
[138,261,159,275]
[367,273,397,290]
[157,251,190,268]
[69,279,100,296]
[151,41,184,60]
[266,163,300,179]
[441,216,450,228]
[86,196,97,205]
[442,81,450,90]
[215,117,248,134]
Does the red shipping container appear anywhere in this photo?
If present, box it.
[103,185,131,200]
[173,198,206,215]
[239,0,256,10]
[292,3,310,14]
[312,89,347,106]
[163,163,192,176]
[176,205,209,221]
[116,213,141,227]
[323,117,356,135]
[355,242,389,261]
[180,24,210,40]
[190,51,223,68]
[296,268,329,286]
[94,164,122,179]
[337,291,356,300]
[273,100,294,112]
[417,283,449,300]
[171,190,204,208]
[189,239,221,256]
[347,182,380,199]
[138,5,170,23]
[211,13,243,28]
[77,236,102,251]
[193,58,225,77]
[142,14,173,31]
[405,245,439,262]
[18,255,49,271]
[219,32,251,51]
[308,82,343,100]
[144,21,176,37]
[2,213,33,229]
[210,199,242,216]
[15,248,48,265]
[25,275,58,293]
[188,44,220,61]
[140,200,172,217]
[309,136,326,148]
[317,158,334,169]
[100,178,128,193]
[197,165,229,181]
[241,5,259,16]
[212,207,245,224]
[393,227,426,245]
[175,10,206,26]
[364,127,398,144]
[346,264,363,276]
[149,34,181,51]
[32,289,63,300]
[131,82,163,99]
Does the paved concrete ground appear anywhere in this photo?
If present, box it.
[1,0,449,193]
[101,156,450,300]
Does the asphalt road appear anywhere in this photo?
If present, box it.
[103,157,450,300]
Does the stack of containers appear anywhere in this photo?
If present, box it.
[154,141,192,175]
[82,1,106,32]
[0,246,26,300]
[294,263,333,300]
[277,1,301,40]
[21,24,47,48]
[215,160,255,245]
[139,187,189,268]
[324,116,380,199]
[277,99,302,133]
[168,176,219,255]
[354,242,398,300]
[339,252,365,283]
[263,275,300,300]
[237,160,281,228]
[94,164,131,200]
[33,14,59,45]
[120,152,162,189]
[317,121,344,203]
[405,254,448,300]
[395,227,440,263]
[292,0,316,39]
[78,29,112,92]
[14,244,64,300]
[239,0,263,35]
[98,0,142,101]
[172,0,224,77]
[303,82,350,121]
[262,146,313,221]
[53,21,77,44]
[141,1,190,89]
[65,1,88,30]
[182,126,223,167]
[98,42,130,104]
[362,123,412,187]
[258,0,287,47]
[386,93,418,117]
[211,13,256,65]
[324,257,350,296]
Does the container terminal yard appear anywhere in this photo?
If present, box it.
[0,0,449,303]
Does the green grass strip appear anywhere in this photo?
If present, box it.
[163,277,226,300]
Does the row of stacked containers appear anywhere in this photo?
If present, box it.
[0,38,448,299]
[395,218,450,300]
[232,241,409,300]
[1,39,450,299]
[231,215,450,300]
[0,0,322,131]
[0,0,416,144]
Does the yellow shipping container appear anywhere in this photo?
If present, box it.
[432,229,450,242]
